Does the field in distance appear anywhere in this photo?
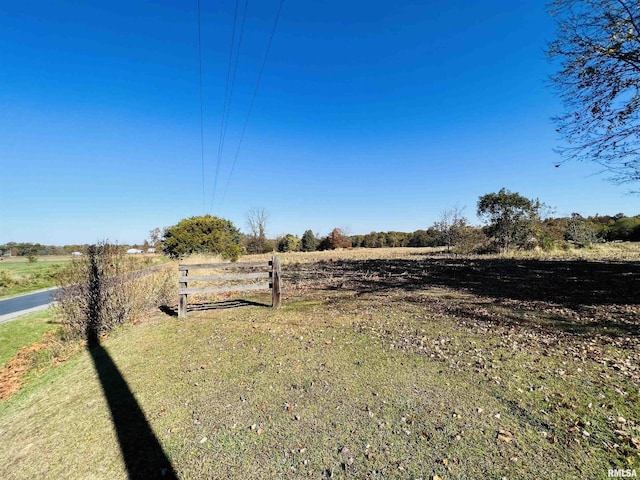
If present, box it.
[0,256,71,298]
[0,253,168,299]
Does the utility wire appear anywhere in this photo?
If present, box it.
[197,0,206,213]
[217,0,249,190]
[220,0,285,208]
[210,0,240,213]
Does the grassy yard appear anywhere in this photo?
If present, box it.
[0,246,638,479]
[0,309,59,368]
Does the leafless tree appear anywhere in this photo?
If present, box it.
[433,206,467,252]
[245,208,270,254]
[548,0,640,185]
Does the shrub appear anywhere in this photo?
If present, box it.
[454,227,490,254]
[56,243,174,342]
[277,234,302,252]
[0,270,15,289]
[163,215,242,260]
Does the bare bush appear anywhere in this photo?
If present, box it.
[56,243,175,342]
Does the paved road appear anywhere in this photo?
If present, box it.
[0,266,166,325]
[0,288,59,324]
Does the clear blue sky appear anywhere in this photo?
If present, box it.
[1,0,637,245]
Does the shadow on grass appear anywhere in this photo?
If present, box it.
[159,299,270,317]
[85,245,177,479]
[88,343,178,479]
[286,257,640,338]
[304,257,640,306]
[158,305,178,317]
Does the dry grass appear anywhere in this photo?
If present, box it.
[56,248,175,339]
[247,247,445,265]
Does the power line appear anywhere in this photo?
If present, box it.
[210,0,240,213]
[197,0,205,213]
[220,0,285,208]
[216,0,249,194]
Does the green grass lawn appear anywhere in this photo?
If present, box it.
[0,309,59,368]
[0,257,69,298]
[0,278,637,479]
[0,254,172,299]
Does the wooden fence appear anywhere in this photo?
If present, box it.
[178,256,281,318]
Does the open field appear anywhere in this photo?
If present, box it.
[0,254,170,299]
[0,245,639,479]
[0,256,70,298]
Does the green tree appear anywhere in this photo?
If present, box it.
[362,232,384,248]
[301,230,318,252]
[548,0,640,184]
[609,216,640,240]
[277,234,302,252]
[477,188,543,252]
[408,229,438,247]
[162,215,242,260]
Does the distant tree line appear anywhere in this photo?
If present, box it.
[6,192,640,260]
[0,243,91,257]
[271,190,640,254]
[0,242,160,258]
[541,213,640,245]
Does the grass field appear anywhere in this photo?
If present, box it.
[0,256,70,298]
[0,245,639,479]
[0,254,171,299]
[0,309,60,368]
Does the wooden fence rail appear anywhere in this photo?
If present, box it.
[178,256,281,318]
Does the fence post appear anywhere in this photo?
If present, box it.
[178,268,188,318]
[271,256,281,308]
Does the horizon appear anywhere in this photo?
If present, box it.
[2,209,639,247]
[2,1,639,245]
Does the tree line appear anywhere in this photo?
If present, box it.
[4,191,638,261]
[157,189,640,260]
[0,243,90,257]
[0,242,157,258]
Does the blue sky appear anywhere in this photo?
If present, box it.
[1,0,637,245]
